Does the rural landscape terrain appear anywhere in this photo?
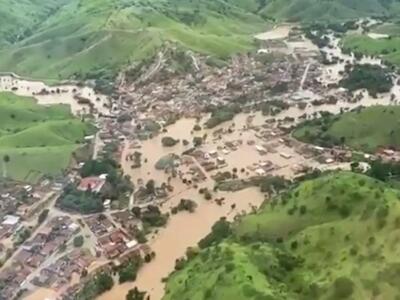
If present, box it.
[1,1,400,300]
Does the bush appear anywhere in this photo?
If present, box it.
[333,277,354,298]
[38,209,49,224]
[73,235,84,247]
[161,136,179,147]
[119,257,143,283]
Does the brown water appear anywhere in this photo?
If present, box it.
[0,76,110,115]
[98,187,264,300]
[23,288,57,300]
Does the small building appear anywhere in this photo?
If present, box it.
[2,215,20,226]
[77,176,106,193]
[280,152,292,159]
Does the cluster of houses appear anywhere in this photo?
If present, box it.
[0,216,80,299]
[84,214,139,259]
[31,249,95,291]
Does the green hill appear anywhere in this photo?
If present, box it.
[293,106,400,153]
[1,0,398,82]
[342,34,400,66]
[0,0,268,81]
[0,92,94,182]
[260,0,400,22]
[163,172,400,300]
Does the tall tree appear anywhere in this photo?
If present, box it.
[3,154,10,178]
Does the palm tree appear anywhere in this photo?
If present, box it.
[2,155,10,178]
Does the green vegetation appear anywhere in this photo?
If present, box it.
[171,198,197,214]
[0,0,268,81]
[58,183,104,214]
[0,92,94,182]
[205,104,241,128]
[373,23,400,36]
[126,287,147,300]
[339,64,393,96]
[118,256,143,283]
[73,235,84,247]
[163,172,400,300]
[80,158,134,202]
[293,106,400,153]
[37,208,49,224]
[161,136,179,147]
[260,0,400,22]
[132,205,169,228]
[342,34,400,67]
[76,272,114,300]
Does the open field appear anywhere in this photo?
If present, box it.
[164,172,400,300]
[293,106,400,153]
[342,34,400,66]
[0,92,94,182]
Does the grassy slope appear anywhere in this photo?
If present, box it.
[0,92,94,182]
[342,34,400,66]
[1,0,398,80]
[164,172,400,300]
[0,0,267,80]
[0,0,69,46]
[260,0,395,22]
[293,106,400,153]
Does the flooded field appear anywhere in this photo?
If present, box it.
[0,76,110,115]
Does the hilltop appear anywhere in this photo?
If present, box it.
[293,106,400,153]
[163,172,400,300]
[0,92,94,182]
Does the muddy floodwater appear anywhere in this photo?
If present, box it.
[98,188,264,300]
[0,75,110,115]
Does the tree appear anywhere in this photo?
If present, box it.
[38,209,49,224]
[73,235,84,247]
[193,137,203,147]
[145,180,155,195]
[119,258,143,283]
[2,154,10,178]
[333,277,354,298]
[161,136,179,147]
[126,287,146,300]
[96,272,114,293]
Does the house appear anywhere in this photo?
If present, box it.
[77,176,106,193]
[2,215,20,226]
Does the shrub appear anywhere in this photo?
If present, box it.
[333,277,354,298]
[73,235,84,247]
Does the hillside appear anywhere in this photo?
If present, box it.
[163,172,400,300]
[0,0,399,82]
[0,92,94,182]
[342,34,400,66]
[260,0,400,22]
[0,0,267,81]
[293,106,400,153]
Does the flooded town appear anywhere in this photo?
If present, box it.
[0,19,399,300]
